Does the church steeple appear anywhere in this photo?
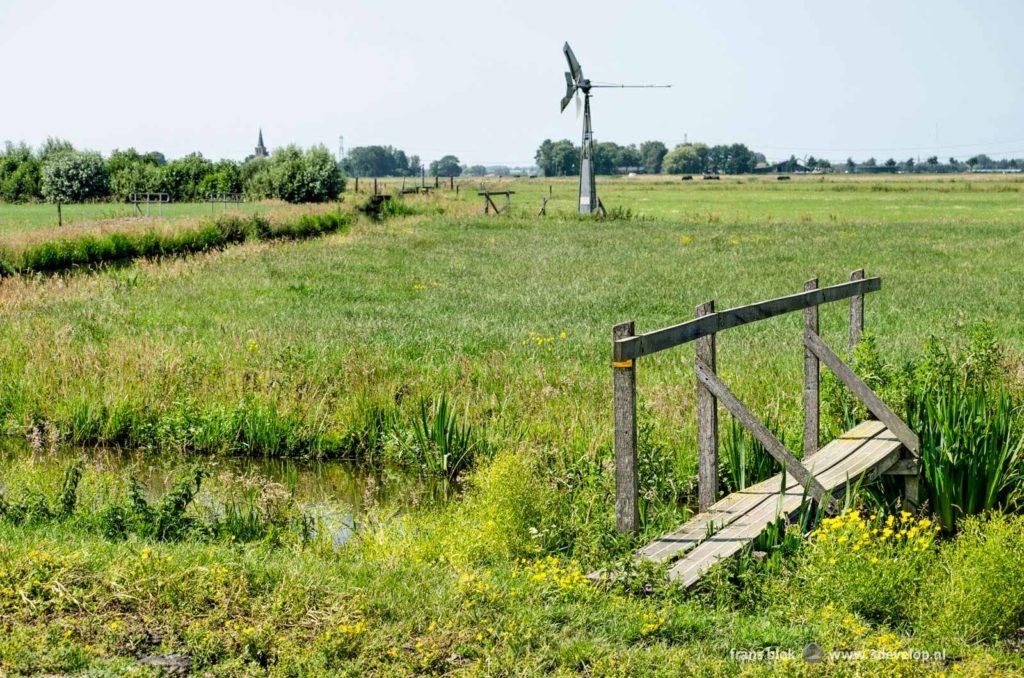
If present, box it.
[254,128,268,159]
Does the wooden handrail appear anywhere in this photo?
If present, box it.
[613,277,881,362]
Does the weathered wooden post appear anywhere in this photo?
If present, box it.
[450,176,454,190]
[57,201,62,227]
[803,278,820,456]
[696,300,718,511]
[849,268,865,352]
[613,321,639,533]
[373,178,378,195]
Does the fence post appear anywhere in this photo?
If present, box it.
[803,278,820,456]
[849,268,865,352]
[696,300,718,511]
[613,321,639,533]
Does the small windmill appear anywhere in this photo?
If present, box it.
[560,42,670,215]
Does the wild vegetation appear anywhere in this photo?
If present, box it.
[1,175,1024,673]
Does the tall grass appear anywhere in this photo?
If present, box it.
[0,211,350,276]
[909,384,1024,532]
[719,415,781,493]
[410,395,486,479]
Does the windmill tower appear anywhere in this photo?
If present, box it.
[560,43,670,215]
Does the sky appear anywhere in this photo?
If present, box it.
[1,0,1022,166]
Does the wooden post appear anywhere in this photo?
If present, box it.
[355,177,359,193]
[450,176,454,190]
[57,201,62,227]
[613,321,639,533]
[849,268,865,352]
[696,300,718,511]
[435,175,439,189]
[803,278,819,456]
[373,178,378,195]
[483,193,490,214]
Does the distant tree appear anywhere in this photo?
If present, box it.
[408,155,423,177]
[41,150,108,224]
[863,157,877,168]
[593,142,621,174]
[884,158,897,169]
[489,165,511,177]
[106,148,164,197]
[37,137,75,162]
[0,141,41,202]
[160,153,214,201]
[199,159,244,196]
[662,143,706,174]
[465,165,487,177]
[948,157,958,167]
[926,156,939,166]
[535,139,578,176]
[1011,159,1019,170]
[429,155,461,177]
[904,157,915,170]
[344,146,412,177]
[845,157,856,173]
[966,156,979,170]
[265,145,343,203]
[639,140,667,174]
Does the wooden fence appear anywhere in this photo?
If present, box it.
[611,269,921,532]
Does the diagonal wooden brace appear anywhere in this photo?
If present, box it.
[694,359,838,513]
[803,330,920,457]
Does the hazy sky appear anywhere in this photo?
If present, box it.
[2,0,1022,165]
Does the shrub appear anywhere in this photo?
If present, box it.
[786,509,939,626]
[41,150,109,204]
[917,513,1024,644]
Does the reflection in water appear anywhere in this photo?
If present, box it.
[0,442,455,546]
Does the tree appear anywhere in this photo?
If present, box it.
[160,153,214,201]
[846,157,856,173]
[106,148,164,197]
[0,141,41,202]
[905,157,915,171]
[41,150,108,224]
[926,156,939,166]
[408,155,422,177]
[465,165,487,177]
[429,155,462,177]
[966,156,979,170]
[884,158,897,170]
[535,139,579,176]
[662,143,706,174]
[863,157,877,168]
[343,146,413,177]
[262,145,343,203]
[639,140,667,174]
[593,142,622,174]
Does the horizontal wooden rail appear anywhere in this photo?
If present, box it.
[613,277,882,362]
[804,330,921,457]
[695,359,838,513]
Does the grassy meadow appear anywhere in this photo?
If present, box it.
[2,174,1024,674]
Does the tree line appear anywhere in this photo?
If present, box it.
[0,139,344,204]
[535,140,767,176]
[341,146,465,178]
[536,139,1024,176]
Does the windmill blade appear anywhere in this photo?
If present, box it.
[575,92,582,119]
[559,72,576,112]
[563,42,583,83]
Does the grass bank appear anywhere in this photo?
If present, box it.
[0,210,351,277]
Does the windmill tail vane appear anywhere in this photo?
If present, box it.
[559,42,670,215]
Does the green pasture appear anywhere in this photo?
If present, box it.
[2,175,1024,674]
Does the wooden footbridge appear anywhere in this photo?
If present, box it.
[606,271,921,586]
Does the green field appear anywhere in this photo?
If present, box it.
[2,175,1024,674]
